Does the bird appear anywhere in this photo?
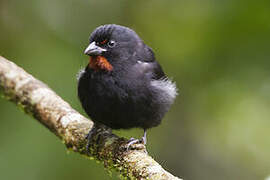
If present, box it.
[77,24,177,149]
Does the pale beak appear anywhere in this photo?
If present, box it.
[84,42,107,56]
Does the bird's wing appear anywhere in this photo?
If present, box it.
[134,60,165,80]
[133,45,165,80]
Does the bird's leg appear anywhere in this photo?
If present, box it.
[141,129,147,145]
[126,129,147,150]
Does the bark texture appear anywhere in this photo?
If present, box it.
[0,56,181,180]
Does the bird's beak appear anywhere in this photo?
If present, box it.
[84,42,107,56]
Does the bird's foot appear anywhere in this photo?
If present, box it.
[85,127,98,154]
[126,129,147,150]
[85,123,112,154]
[126,137,145,150]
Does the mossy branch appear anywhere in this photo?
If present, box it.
[0,56,181,180]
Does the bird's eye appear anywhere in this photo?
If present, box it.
[108,40,116,48]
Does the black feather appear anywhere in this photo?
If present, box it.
[78,24,177,135]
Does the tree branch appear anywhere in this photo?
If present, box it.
[0,56,181,180]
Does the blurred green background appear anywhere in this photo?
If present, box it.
[1,0,270,179]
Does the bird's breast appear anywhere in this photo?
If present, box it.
[88,56,113,72]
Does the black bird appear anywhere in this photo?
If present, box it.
[78,24,177,148]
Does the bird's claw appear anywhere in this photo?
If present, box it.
[85,127,98,154]
[126,137,145,150]
[126,130,147,150]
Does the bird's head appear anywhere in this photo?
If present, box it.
[84,24,144,72]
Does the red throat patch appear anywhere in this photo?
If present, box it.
[88,56,113,72]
